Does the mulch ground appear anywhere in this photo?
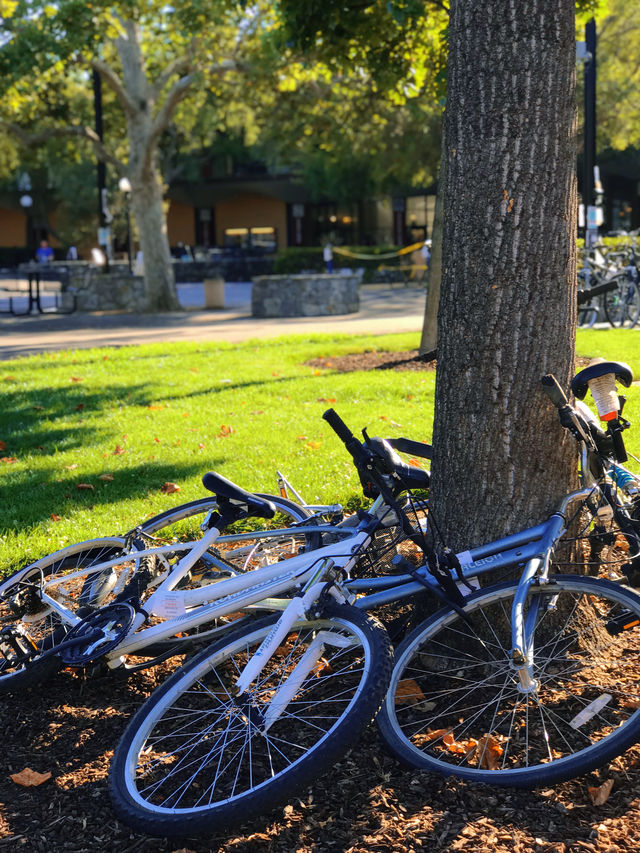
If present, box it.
[2,662,640,853]
[4,351,640,853]
[306,350,436,374]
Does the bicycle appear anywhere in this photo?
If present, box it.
[109,382,640,836]
[602,238,640,328]
[0,487,326,692]
[376,359,640,787]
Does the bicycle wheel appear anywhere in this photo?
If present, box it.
[377,574,640,787]
[139,493,319,571]
[577,301,599,328]
[0,538,126,693]
[109,604,392,836]
[604,274,640,328]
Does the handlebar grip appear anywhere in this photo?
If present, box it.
[322,408,357,445]
[541,374,569,409]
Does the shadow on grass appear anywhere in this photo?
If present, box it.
[1,458,226,533]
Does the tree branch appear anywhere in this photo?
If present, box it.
[90,57,137,116]
[0,119,125,170]
[144,59,245,166]
[152,54,192,100]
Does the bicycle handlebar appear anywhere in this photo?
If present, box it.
[541,374,595,448]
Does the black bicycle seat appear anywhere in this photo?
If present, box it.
[571,361,633,400]
[202,472,276,518]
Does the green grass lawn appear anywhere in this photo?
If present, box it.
[2,327,640,575]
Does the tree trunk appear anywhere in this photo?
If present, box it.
[130,170,178,311]
[419,143,445,355]
[430,0,578,552]
[116,24,179,312]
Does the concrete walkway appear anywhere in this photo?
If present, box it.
[0,283,426,360]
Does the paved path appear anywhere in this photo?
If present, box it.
[0,283,426,360]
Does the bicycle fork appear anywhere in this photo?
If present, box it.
[232,557,354,731]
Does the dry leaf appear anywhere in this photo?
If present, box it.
[423,728,453,742]
[64,464,78,470]
[4,375,16,382]
[475,734,504,770]
[0,440,5,451]
[217,425,234,437]
[161,482,180,494]
[70,377,83,383]
[306,441,322,450]
[50,514,62,522]
[615,535,630,553]
[98,474,114,481]
[198,443,205,449]
[75,403,85,411]
[588,778,614,806]
[76,483,94,491]
[1,457,17,464]
[148,404,165,410]
[10,768,52,787]
[113,445,126,455]
[394,679,426,706]
[296,435,308,441]
[33,405,44,410]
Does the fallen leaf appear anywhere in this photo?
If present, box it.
[0,441,5,451]
[615,535,630,553]
[64,464,78,471]
[394,679,426,706]
[475,734,504,770]
[70,376,83,383]
[4,375,16,382]
[423,728,453,742]
[98,473,114,481]
[50,514,62,522]
[378,415,389,421]
[182,413,190,418]
[313,370,323,376]
[189,367,198,373]
[75,403,85,411]
[296,435,308,441]
[33,405,44,411]
[113,445,126,455]
[161,482,180,494]
[153,437,160,443]
[316,397,337,403]
[198,443,205,449]
[10,768,52,787]
[306,441,322,450]
[588,778,614,806]
[217,425,235,437]
[76,483,94,491]
[1,457,17,464]
[148,404,165,410]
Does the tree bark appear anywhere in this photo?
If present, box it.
[114,22,179,312]
[419,142,445,355]
[430,0,578,551]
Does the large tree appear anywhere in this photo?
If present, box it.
[430,0,578,549]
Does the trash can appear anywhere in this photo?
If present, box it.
[203,274,225,309]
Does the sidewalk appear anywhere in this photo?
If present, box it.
[0,283,426,360]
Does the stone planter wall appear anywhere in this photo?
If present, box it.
[65,266,148,312]
[251,274,359,318]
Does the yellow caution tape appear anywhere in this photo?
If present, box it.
[332,241,424,261]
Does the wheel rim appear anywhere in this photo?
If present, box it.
[122,616,374,814]
[383,578,640,780]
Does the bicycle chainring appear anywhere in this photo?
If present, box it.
[60,602,136,666]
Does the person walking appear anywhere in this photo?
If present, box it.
[35,239,54,264]
[323,242,333,273]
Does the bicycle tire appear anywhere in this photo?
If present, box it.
[109,604,392,836]
[377,574,640,787]
[0,538,126,694]
[603,274,640,328]
[139,493,320,571]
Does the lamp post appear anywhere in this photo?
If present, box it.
[20,194,34,259]
[118,177,132,273]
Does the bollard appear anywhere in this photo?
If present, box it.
[203,276,225,309]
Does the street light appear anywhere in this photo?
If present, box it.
[20,194,34,259]
[118,176,132,273]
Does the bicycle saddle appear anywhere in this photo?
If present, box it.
[571,360,633,400]
[202,472,276,518]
